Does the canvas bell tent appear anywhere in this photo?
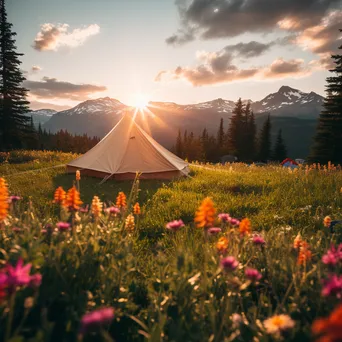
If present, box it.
[66,115,189,180]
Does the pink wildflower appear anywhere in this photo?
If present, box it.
[105,206,120,215]
[207,227,222,235]
[30,274,42,288]
[245,268,262,281]
[12,227,22,233]
[229,218,240,226]
[221,256,239,272]
[322,275,342,298]
[79,205,89,213]
[166,220,185,232]
[322,244,342,267]
[218,213,231,223]
[80,307,115,334]
[252,235,266,246]
[5,259,32,290]
[9,196,21,203]
[57,222,71,232]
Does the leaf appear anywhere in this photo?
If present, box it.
[128,315,149,332]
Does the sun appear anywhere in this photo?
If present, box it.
[131,93,150,110]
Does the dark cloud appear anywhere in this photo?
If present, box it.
[263,58,308,78]
[167,0,340,45]
[224,41,274,58]
[24,77,107,101]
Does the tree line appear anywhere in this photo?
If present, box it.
[173,100,287,163]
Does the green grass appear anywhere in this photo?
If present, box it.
[0,151,341,342]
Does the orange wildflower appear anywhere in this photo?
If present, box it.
[116,192,127,208]
[0,178,9,222]
[297,241,312,265]
[324,216,332,228]
[53,186,66,206]
[312,304,342,342]
[239,218,251,236]
[66,186,83,211]
[216,236,229,254]
[91,196,103,218]
[293,234,303,249]
[195,197,216,228]
[125,214,135,232]
[133,202,141,215]
[76,170,81,181]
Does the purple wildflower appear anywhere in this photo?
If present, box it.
[105,206,120,215]
[9,196,21,203]
[166,220,185,232]
[207,227,222,235]
[5,259,32,289]
[252,235,266,246]
[322,274,342,298]
[80,307,115,334]
[30,274,42,288]
[322,244,342,267]
[56,222,71,232]
[229,218,240,226]
[221,256,239,272]
[218,213,231,223]
[245,268,262,281]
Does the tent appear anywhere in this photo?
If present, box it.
[280,158,299,169]
[66,115,189,180]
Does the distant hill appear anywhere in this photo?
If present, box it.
[27,109,57,128]
[41,86,323,158]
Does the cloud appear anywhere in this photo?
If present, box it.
[156,48,311,86]
[23,77,107,101]
[33,23,100,51]
[167,0,341,45]
[31,65,42,72]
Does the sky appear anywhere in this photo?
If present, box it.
[8,0,342,110]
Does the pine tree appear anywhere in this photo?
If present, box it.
[0,0,30,150]
[309,30,342,164]
[175,129,183,157]
[217,118,224,154]
[272,129,287,162]
[257,115,271,162]
[247,111,257,161]
[227,98,244,158]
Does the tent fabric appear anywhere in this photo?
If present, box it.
[280,158,298,166]
[66,114,189,180]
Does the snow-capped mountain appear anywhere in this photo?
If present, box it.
[27,109,58,127]
[42,86,324,157]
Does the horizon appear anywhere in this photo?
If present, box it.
[8,0,342,111]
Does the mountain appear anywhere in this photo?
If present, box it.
[42,86,324,158]
[27,109,57,127]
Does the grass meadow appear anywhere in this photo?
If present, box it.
[0,151,341,342]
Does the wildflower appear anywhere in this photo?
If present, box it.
[4,259,32,290]
[218,213,230,223]
[245,268,262,282]
[105,206,120,215]
[166,219,184,232]
[65,186,83,211]
[91,196,103,218]
[76,170,81,181]
[252,235,265,246]
[322,244,342,267]
[312,304,342,342]
[231,313,242,326]
[80,307,115,334]
[79,205,89,213]
[239,218,251,236]
[293,234,303,249]
[297,241,312,265]
[133,202,141,215]
[195,197,216,228]
[323,216,332,228]
[116,192,127,208]
[53,186,66,206]
[125,214,135,232]
[221,256,239,272]
[9,195,21,203]
[229,218,240,226]
[57,222,71,232]
[12,227,21,233]
[216,237,229,254]
[29,274,42,288]
[264,314,295,336]
[207,227,221,235]
[0,178,9,222]
[322,275,342,298]
[24,297,34,309]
